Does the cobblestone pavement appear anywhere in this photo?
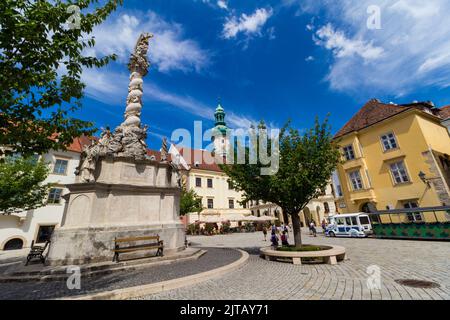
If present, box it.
[0,248,241,300]
[138,229,450,300]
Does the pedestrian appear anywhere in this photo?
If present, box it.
[262,226,268,241]
[321,219,327,233]
[270,231,279,248]
[283,223,289,239]
[281,231,289,246]
[310,221,317,237]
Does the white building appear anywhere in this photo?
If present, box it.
[0,137,91,251]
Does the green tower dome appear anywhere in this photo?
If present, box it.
[213,102,228,135]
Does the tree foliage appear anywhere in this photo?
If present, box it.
[220,117,341,247]
[0,156,52,214]
[180,187,203,216]
[0,0,123,158]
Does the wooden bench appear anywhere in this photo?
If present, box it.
[113,235,164,262]
[25,240,50,266]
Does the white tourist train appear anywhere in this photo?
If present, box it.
[325,213,373,238]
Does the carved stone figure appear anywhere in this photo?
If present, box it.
[76,33,155,181]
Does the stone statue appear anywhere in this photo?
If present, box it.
[76,33,154,181]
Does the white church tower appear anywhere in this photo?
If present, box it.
[211,102,230,159]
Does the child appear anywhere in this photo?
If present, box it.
[262,226,268,241]
[281,231,289,246]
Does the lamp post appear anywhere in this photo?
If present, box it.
[418,171,431,188]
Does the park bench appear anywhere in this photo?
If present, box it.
[25,240,51,266]
[113,235,164,262]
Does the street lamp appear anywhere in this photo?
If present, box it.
[418,171,431,187]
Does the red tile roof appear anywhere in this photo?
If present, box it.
[177,147,223,172]
[439,105,450,120]
[66,135,95,153]
[334,99,445,139]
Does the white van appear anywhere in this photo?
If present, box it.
[326,213,372,238]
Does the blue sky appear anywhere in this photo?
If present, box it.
[75,0,450,150]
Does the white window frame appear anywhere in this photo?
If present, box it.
[348,170,364,191]
[403,201,423,222]
[53,158,69,175]
[343,144,355,161]
[390,161,410,184]
[207,198,214,209]
[380,132,398,151]
[48,188,63,204]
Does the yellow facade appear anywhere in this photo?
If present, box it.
[335,109,450,223]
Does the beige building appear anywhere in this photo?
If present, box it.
[176,147,251,224]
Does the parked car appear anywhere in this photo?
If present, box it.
[326,213,373,238]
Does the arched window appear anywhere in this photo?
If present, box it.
[324,202,330,214]
[3,238,24,250]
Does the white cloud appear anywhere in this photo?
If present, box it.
[223,8,273,39]
[286,0,450,96]
[87,11,209,73]
[314,24,384,61]
[81,68,255,129]
[217,0,228,10]
[305,56,315,62]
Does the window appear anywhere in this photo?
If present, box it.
[36,225,55,243]
[229,199,234,209]
[336,185,343,197]
[336,218,345,225]
[343,145,355,161]
[228,180,234,190]
[403,201,422,222]
[390,161,410,184]
[195,177,202,187]
[381,132,398,151]
[345,217,352,225]
[53,159,68,175]
[359,216,370,225]
[324,202,330,214]
[349,170,363,190]
[207,199,214,209]
[351,217,358,225]
[48,188,63,204]
[207,178,213,188]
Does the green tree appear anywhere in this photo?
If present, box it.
[0,156,52,214]
[220,117,341,247]
[180,187,203,216]
[0,0,123,158]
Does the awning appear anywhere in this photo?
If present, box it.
[256,216,278,221]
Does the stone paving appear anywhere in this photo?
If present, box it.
[138,229,450,300]
[0,247,241,300]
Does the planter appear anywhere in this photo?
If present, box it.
[260,245,346,265]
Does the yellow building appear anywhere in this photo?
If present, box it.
[333,99,450,223]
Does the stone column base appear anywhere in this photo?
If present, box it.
[46,223,185,266]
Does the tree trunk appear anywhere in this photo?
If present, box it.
[290,211,303,248]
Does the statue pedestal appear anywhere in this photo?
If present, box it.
[46,157,185,266]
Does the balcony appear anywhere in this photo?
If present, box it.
[341,157,366,171]
[348,188,377,203]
